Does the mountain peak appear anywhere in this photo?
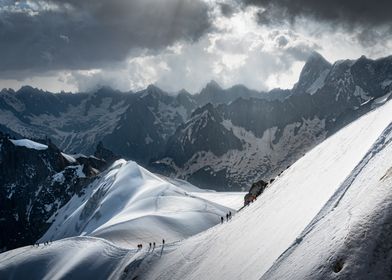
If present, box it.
[17,85,41,94]
[178,88,191,96]
[146,84,163,93]
[197,80,224,106]
[205,80,222,90]
[141,84,168,98]
[304,51,331,68]
[294,51,332,93]
[92,86,117,96]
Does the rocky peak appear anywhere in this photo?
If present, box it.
[204,80,222,90]
[197,80,225,106]
[144,84,167,98]
[294,52,332,94]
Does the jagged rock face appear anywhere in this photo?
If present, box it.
[0,80,288,182]
[94,141,119,165]
[164,104,243,166]
[0,85,198,165]
[0,135,107,251]
[293,52,332,94]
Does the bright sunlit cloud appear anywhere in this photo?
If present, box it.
[1,0,392,93]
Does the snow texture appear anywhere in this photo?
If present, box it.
[39,160,237,248]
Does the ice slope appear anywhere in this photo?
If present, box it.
[139,99,392,280]
[39,160,237,248]
[262,122,392,279]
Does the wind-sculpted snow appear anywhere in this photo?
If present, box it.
[39,160,238,248]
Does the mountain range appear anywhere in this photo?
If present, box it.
[0,52,392,191]
[2,89,392,279]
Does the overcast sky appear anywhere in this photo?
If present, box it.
[0,0,391,93]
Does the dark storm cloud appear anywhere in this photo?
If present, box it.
[0,0,211,75]
[243,0,392,27]
[218,3,236,17]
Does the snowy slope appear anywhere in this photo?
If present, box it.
[139,99,392,280]
[163,176,245,209]
[39,160,237,248]
[2,100,392,279]
[0,237,130,280]
[262,124,392,279]
[188,191,245,210]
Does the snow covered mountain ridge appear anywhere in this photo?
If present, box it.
[0,53,392,191]
[0,133,244,252]
[38,159,242,249]
[2,87,392,280]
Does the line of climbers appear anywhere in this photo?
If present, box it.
[137,239,165,250]
[220,211,232,224]
[32,240,52,247]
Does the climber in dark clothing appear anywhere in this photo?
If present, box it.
[153,242,156,248]
[229,211,232,219]
[221,216,224,224]
[226,213,229,221]
[162,239,165,245]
